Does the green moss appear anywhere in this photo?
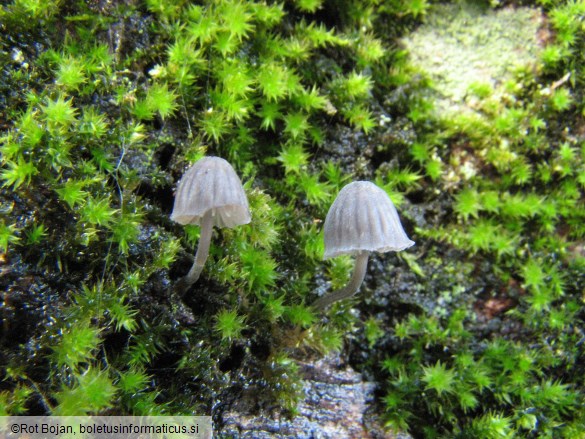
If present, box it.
[53,368,117,415]
[214,309,247,342]
[0,221,19,252]
[0,0,584,435]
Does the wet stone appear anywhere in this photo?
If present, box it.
[219,356,407,439]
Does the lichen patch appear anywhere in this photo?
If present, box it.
[403,2,545,114]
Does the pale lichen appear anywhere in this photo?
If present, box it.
[403,1,545,114]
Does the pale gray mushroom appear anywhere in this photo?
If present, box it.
[171,156,251,291]
[312,181,414,310]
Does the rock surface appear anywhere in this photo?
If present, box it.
[220,356,409,439]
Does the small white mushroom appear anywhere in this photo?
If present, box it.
[171,156,251,291]
[312,181,414,310]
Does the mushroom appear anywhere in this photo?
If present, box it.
[312,181,414,310]
[171,156,251,292]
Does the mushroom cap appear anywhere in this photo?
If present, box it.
[171,156,251,228]
[323,181,414,259]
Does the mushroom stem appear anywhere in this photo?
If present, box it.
[312,251,370,310]
[178,210,214,293]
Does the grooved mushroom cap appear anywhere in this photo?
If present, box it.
[171,156,251,228]
[323,181,414,259]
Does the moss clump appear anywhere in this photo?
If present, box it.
[373,0,585,436]
[1,0,584,436]
[0,0,390,421]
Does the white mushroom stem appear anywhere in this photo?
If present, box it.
[312,251,370,310]
[181,210,214,290]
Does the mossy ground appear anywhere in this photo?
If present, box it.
[1,0,584,437]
